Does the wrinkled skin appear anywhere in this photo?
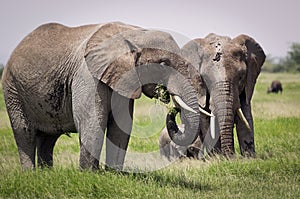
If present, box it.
[2,22,200,170]
[267,80,283,94]
[180,33,266,157]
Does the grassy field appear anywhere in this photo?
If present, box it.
[0,73,299,198]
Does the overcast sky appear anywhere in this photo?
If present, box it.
[0,0,299,64]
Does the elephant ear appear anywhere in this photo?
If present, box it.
[233,35,266,104]
[181,39,207,108]
[84,23,143,99]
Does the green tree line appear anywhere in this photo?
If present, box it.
[263,42,300,73]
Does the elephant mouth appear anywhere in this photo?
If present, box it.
[152,84,197,114]
[199,103,251,139]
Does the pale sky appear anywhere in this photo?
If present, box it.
[0,0,299,64]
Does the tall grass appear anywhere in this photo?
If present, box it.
[0,73,300,198]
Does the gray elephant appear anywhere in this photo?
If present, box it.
[267,80,283,94]
[2,22,201,170]
[159,108,202,160]
[174,33,266,157]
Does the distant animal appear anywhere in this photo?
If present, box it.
[267,80,283,94]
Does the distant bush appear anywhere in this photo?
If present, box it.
[0,64,4,80]
[262,42,300,73]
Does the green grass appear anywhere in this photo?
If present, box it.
[0,73,300,198]
[252,73,300,118]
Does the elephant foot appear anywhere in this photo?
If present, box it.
[79,146,100,171]
[241,150,256,158]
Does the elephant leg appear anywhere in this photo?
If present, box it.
[160,143,172,161]
[236,104,255,157]
[72,75,110,170]
[79,138,103,170]
[78,109,108,171]
[169,142,180,159]
[105,96,134,171]
[36,133,60,168]
[13,127,36,169]
[5,93,36,169]
[76,92,109,170]
[201,115,221,156]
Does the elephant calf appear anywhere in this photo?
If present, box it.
[267,80,283,94]
[159,125,202,160]
[159,108,203,160]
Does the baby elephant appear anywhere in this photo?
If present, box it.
[159,108,202,160]
[159,124,202,160]
[267,80,283,94]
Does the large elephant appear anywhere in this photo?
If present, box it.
[2,22,201,170]
[174,33,266,157]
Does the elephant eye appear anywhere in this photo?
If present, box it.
[159,58,171,66]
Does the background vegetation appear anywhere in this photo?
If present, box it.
[0,71,299,198]
[263,42,300,73]
[0,64,4,80]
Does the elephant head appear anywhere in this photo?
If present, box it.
[179,33,266,157]
[84,22,200,147]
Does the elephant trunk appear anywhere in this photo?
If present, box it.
[211,81,235,156]
[166,77,200,147]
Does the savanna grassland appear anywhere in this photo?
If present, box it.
[0,73,299,198]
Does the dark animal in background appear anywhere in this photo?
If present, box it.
[267,80,283,94]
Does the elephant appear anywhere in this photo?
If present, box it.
[2,22,201,170]
[171,33,266,157]
[267,80,283,94]
[159,108,202,160]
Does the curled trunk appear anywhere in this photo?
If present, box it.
[166,78,200,146]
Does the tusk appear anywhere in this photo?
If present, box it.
[199,107,214,117]
[198,106,215,138]
[237,108,251,132]
[210,115,215,139]
[173,95,197,113]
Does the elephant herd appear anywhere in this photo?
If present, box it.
[2,22,266,171]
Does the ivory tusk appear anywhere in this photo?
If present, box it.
[199,107,214,117]
[198,106,215,138]
[237,108,251,132]
[173,95,197,113]
[210,115,215,139]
